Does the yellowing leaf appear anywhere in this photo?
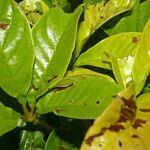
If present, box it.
[80,85,150,150]
[19,0,49,25]
[75,0,136,57]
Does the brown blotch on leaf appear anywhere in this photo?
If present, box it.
[132,119,146,129]
[118,95,137,123]
[132,37,138,43]
[54,83,73,93]
[118,140,122,147]
[0,23,9,30]
[48,75,58,83]
[139,108,150,112]
[85,127,107,146]
[109,124,125,132]
[132,134,139,138]
[100,16,104,19]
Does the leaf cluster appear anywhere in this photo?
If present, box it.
[0,0,150,149]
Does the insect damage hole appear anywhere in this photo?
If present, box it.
[96,100,100,105]
[118,140,123,147]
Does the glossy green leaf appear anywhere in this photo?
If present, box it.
[74,0,136,57]
[19,0,49,25]
[0,103,21,136]
[36,75,121,119]
[132,20,150,94]
[0,0,35,100]
[55,67,115,89]
[66,67,114,81]
[106,1,150,35]
[80,86,150,150]
[111,20,150,94]
[75,32,141,69]
[45,131,77,150]
[19,130,45,150]
[27,6,82,107]
[111,55,135,89]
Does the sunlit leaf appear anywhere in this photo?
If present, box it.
[0,0,35,101]
[106,0,150,35]
[0,103,21,136]
[80,86,150,150]
[132,19,150,94]
[27,6,82,108]
[111,20,150,94]
[19,0,49,25]
[84,0,103,6]
[36,75,121,119]
[75,32,141,69]
[74,0,136,57]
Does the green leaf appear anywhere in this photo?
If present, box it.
[132,19,150,93]
[66,67,114,82]
[111,55,135,89]
[83,0,103,6]
[27,6,82,107]
[106,1,150,35]
[52,0,71,11]
[45,131,77,150]
[75,32,141,69]
[111,20,150,94]
[80,86,150,150]
[54,67,115,89]
[19,130,45,150]
[0,103,21,136]
[36,75,121,119]
[19,0,49,25]
[0,0,35,100]
[74,0,136,57]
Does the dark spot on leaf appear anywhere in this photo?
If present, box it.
[132,119,146,129]
[112,95,117,98]
[132,37,138,43]
[103,0,110,6]
[118,140,122,147]
[118,95,137,122]
[58,146,65,150]
[32,84,38,91]
[48,75,58,83]
[55,108,64,114]
[139,108,150,112]
[132,134,139,138]
[54,83,73,93]
[100,16,104,19]
[96,100,100,105]
[0,23,9,30]
[70,100,72,103]
[83,101,87,106]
